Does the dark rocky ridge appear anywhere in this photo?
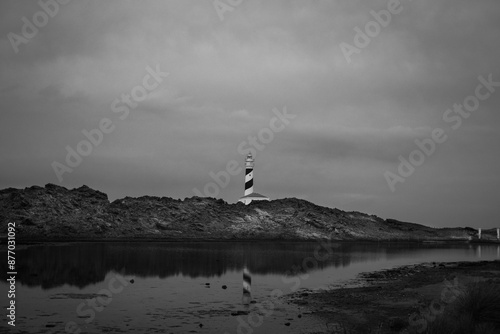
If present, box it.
[0,184,493,241]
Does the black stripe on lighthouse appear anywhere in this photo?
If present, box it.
[245,179,253,189]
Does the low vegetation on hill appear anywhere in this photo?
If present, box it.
[0,184,491,241]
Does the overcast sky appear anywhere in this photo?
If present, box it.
[1,0,499,228]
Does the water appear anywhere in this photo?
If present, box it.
[1,242,499,333]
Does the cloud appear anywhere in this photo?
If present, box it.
[1,0,499,228]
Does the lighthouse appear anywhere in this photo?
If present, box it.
[238,153,270,205]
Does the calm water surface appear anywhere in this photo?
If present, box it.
[1,242,499,333]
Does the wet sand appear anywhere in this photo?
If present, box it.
[285,260,500,333]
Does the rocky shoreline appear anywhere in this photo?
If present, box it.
[2,184,498,242]
[286,260,500,333]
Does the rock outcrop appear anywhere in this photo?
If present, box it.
[0,184,485,241]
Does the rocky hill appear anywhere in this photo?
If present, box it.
[0,184,489,241]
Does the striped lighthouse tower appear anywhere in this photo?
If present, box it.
[238,153,270,205]
[244,153,254,196]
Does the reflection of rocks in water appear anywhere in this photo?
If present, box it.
[49,293,109,299]
[3,242,472,290]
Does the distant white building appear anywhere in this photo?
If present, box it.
[238,153,270,205]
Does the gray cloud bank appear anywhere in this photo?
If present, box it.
[1,0,499,228]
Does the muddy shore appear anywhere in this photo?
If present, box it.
[286,260,500,333]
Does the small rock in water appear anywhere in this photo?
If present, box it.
[231,310,248,316]
[285,322,291,326]
[222,285,227,289]
[199,323,203,328]
[298,314,302,318]
[130,279,135,284]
